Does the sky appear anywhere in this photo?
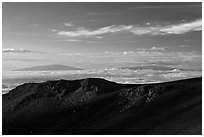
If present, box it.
[2,2,202,71]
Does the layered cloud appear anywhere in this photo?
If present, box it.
[3,58,49,62]
[58,48,201,61]
[57,47,201,68]
[3,48,45,54]
[56,19,201,37]
[58,46,166,58]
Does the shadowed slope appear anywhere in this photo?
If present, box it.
[2,77,202,135]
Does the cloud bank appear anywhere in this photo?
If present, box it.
[3,48,45,54]
[56,19,201,37]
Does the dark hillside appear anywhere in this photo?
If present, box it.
[2,77,202,135]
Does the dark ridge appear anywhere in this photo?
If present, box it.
[2,77,202,135]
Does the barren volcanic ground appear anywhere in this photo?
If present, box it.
[2,77,202,135]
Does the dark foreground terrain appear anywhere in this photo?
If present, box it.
[2,77,202,135]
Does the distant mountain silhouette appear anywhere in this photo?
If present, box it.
[2,77,202,135]
[15,64,83,71]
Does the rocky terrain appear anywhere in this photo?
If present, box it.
[2,77,202,135]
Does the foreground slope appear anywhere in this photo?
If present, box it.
[2,77,202,135]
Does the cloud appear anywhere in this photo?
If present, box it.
[129,4,201,11]
[3,48,45,54]
[137,48,147,51]
[64,22,73,27]
[122,51,135,55]
[159,19,202,35]
[128,5,167,10]
[56,50,201,70]
[150,47,165,51]
[146,23,151,25]
[55,19,201,37]
[179,45,190,48]
[96,36,103,39]
[64,39,82,42]
[58,51,137,58]
[130,19,202,35]
[104,51,136,57]
[3,58,49,62]
[57,50,167,59]
[57,50,201,65]
[57,25,133,37]
[51,29,58,32]
[57,52,84,56]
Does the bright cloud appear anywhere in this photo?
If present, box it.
[57,25,133,37]
[150,47,165,51]
[159,19,202,34]
[55,19,201,37]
